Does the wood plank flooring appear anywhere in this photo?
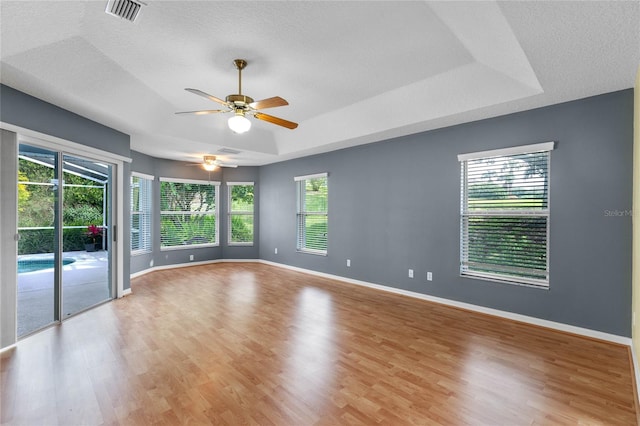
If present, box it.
[1,263,638,425]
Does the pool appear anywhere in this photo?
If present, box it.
[18,258,76,273]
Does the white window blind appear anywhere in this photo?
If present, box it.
[159,178,220,248]
[227,182,254,245]
[459,143,553,287]
[295,173,328,255]
[130,173,153,254]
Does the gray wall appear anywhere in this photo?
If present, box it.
[259,90,634,337]
[0,85,130,158]
[129,153,260,275]
[0,84,133,292]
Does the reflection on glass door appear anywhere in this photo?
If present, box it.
[17,145,113,337]
[17,145,58,337]
[61,154,112,317]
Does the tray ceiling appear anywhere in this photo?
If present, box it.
[1,1,638,165]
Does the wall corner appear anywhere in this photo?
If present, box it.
[631,65,640,403]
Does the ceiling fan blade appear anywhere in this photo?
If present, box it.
[184,88,229,106]
[217,163,238,168]
[249,96,288,110]
[254,112,298,129]
[175,110,225,115]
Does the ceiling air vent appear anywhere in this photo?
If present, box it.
[218,148,242,155]
[105,0,145,23]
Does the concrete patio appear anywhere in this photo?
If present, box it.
[17,250,111,337]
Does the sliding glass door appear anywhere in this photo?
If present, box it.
[61,153,113,318]
[17,144,114,337]
[16,145,58,336]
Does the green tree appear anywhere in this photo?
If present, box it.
[160,182,217,246]
[18,171,30,212]
[18,158,106,253]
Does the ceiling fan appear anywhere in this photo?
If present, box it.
[176,59,298,133]
[187,155,238,171]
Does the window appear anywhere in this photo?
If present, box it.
[130,172,153,254]
[295,173,328,255]
[458,142,554,288]
[227,182,254,245]
[159,177,219,249]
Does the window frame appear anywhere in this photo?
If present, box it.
[295,172,328,256]
[226,181,255,246]
[458,142,554,288]
[159,177,220,250]
[130,172,153,255]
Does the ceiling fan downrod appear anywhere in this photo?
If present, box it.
[234,59,247,95]
[226,59,253,107]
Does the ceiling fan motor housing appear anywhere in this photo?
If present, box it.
[226,94,254,109]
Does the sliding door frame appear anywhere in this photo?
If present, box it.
[0,130,18,349]
[0,122,130,349]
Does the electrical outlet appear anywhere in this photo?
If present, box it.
[189,254,194,261]
[275,248,278,254]
[346,259,351,267]
[408,269,414,278]
[427,272,433,281]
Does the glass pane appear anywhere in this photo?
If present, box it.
[131,176,141,211]
[17,144,58,337]
[131,213,141,251]
[160,181,216,212]
[161,213,216,246]
[463,215,548,280]
[230,215,254,243]
[304,178,328,212]
[466,153,549,211]
[304,215,328,252]
[62,154,111,317]
[160,181,216,247]
[230,185,254,211]
[131,176,152,253]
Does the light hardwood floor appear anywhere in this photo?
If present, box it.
[1,263,638,425]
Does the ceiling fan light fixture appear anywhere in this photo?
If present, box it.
[228,112,251,134]
[202,163,217,171]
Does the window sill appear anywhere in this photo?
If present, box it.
[131,250,152,256]
[297,249,327,257]
[460,272,549,290]
[160,244,219,251]
[228,243,254,247]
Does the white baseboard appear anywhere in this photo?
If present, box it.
[0,343,17,354]
[130,258,631,346]
[631,344,640,408]
[130,258,258,279]
[129,269,153,279]
[259,259,632,346]
[218,258,262,263]
[122,288,132,296]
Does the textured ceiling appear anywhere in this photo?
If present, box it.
[1,1,639,166]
